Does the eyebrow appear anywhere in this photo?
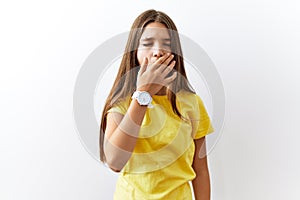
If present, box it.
[140,37,171,42]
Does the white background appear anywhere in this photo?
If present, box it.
[1,0,300,199]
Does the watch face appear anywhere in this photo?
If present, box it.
[139,92,151,105]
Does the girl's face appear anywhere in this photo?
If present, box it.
[137,22,172,66]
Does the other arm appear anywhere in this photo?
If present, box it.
[192,136,211,200]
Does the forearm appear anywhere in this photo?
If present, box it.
[192,170,211,200]
[104,99,147,171]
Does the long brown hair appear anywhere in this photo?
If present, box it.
[99,9,195,162]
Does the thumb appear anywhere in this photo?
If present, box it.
[138,57,148,76]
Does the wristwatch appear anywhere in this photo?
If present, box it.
[131,91,153,108]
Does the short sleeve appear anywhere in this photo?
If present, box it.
[107,97,130,115]
[192,95,214,139]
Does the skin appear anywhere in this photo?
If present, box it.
[104,22,210,200]
[192,136,211,200]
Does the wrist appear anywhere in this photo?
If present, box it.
[136,87,153,96]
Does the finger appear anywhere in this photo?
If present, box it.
[157,54,175,74]
[163,54,175,66]
[161,60,176,78]
[152,53,171,70]
[138,57,148,76]
[164,71,177,84]
[153,55,172,73]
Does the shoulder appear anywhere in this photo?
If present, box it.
[176,90,203,106]
[107,96,131,115]
[176,90,210,120]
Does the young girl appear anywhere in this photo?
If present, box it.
[99,9,214,200]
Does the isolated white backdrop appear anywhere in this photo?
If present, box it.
[1,0,300,200]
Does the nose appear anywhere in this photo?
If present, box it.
[152,47,165,58]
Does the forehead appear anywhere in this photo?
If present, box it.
[140,22,170,40]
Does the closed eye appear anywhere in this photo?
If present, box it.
[142,43,153,47]
[141,43,171,47]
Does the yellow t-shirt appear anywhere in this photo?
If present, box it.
[107,90,214,200]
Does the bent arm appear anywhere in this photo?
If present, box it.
[104,99,147,172]
[192,136,211,200]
